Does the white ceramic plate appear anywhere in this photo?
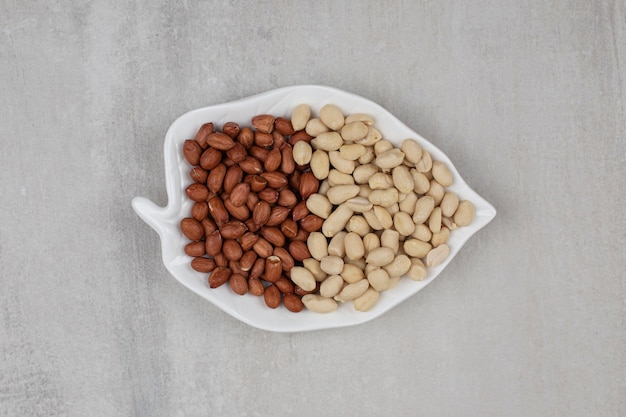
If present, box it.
[132,85,496,332]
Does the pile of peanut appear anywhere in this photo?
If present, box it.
[179,104,474,314]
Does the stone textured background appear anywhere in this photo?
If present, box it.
[1,1,624,416]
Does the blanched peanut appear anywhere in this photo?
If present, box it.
[344,232,365,260]
[352,164,378,184]
[302,294,337,313]
[426,180,445,205]
[387,277,401,290]
[399,191,418,215]
[374,140,394,156]
[322,204,353,237]
[428,206,442,233]
[328,169,355,186]
[373,206,393,229]
[318,179,330,196]
[290,267,316,291]
[312,132,343,151]
[292,141,312,165]
[393,211,415,236]
[326,184,360,205]
[307,232,328,260]
[345,197,373,213]
[431,227,450,247]
[426,243,450,267]
[362,209,383,230]
[303,258,328,282]
[440,192,459,217]
[335,279,369,302]
[367,268,390,291]
[442,216,458,230]
[362,233,380,255]
[375,149,405,169]
[383,255,411,278]
[358,185,372,198]
[305,118,330,136]
[387,203,399,216]
[324,233,345,259]
[320,255,344,275]
[346,216,371,237]
[341,263,365,283]
[401,139,423,163]
[392,165,414,194]
[368,188,399,207]
[358,146,375,164]
[432,161,453,187]
[329,151,355,174]
[310,150,330,180]
[340,123,368,142]
[365,247,395,267]
[306,194,333,219]
[319,275,344,298]
[413,196,435,224]
[345,113,375,125]
[291,104,311,131]
[319,104,345,130]
[454,200,475,227]
[353,287,379,312]
[356,126,382,146]
[407,257,427,281]
[411,169,430,194]
[380,229,400,254]
[404,239,432,258]
[344,257,366,270]
[369,173,394,190]
[412,223,432,242]
[339,143,367,160]
[416,149,432,172]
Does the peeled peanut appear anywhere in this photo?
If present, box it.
[310,150,330,180]
[416,149,432,172]
[344,232,365,260]
[328,169,355,186]
[367,268,390,292]
[346,216,371,237]
[341,263,365,283]
[454,200,475,227]
[328,231,347,257]
[432,161,453,187]
[356,126,382,146]
[387,277,401,290]
[365,247,395,267]
[290,267,316,291]
[345,197,373,213]
[358,185,372,198]
[411,169,430,194]
[344,256,366,270]
[345,113,375,126]
[392,166,414,194]
[369,173,394,190]
[318,179,330,196]
[319,104,345,130]
[426,243,450,267]
[312,132,343,151]
[428,207,442,234]
[320,255,344,275]
[303,258,327,282]
[340,123,368,142]
[353,164,378,184]
[387,203,399,216]
[440,192,459,217]
[407,257,427,281]
[393,211,416,236]
[404,239,432,258]
[380,229,400,254]
[368,188,399,207]
[383,255,411,278]
[401,139,423,163]
[413,196,435,224]
[431,227,450,247]
[305,118,330,136]
[362,209,383,230]
[412,223,432,242]
[292,141,312,165]
[375,149,405,169]
[374,140,394,156]
[329,151,355,174]
[307,232,329,261]
[320,275,344,298]
[326,185,360,205]
[322,204,353,237]
[335,279,369,302]
[306,194,333,219]
[302,294,337,313]
[362,233,380,255]
[426,180,445,205]
[291,104,311,131]
[358,146,375,164]
[399,191,418,215]
[373,206,393,229]
[353,287,379,311]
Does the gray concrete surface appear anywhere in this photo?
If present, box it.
[1,1,625,416]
